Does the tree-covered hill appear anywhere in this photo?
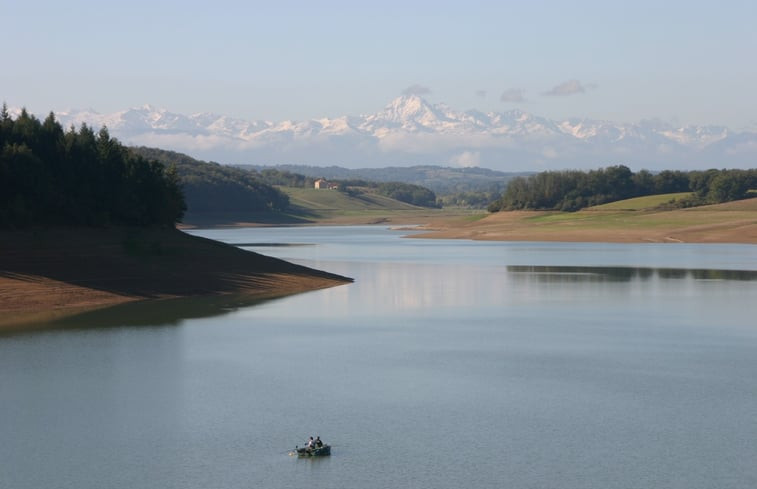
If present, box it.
[239,163,525,195]
[488,165,757,212]
[0,106,185,228]
[134,151,440,210]
[130,147,289,215]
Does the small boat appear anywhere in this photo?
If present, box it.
[290,444,331,457]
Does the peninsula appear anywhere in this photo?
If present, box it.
[0,226,351,330]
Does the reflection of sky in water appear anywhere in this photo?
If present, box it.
[3,226,757,489]
[251,259,757,324]
[188,225,757,270]
[184,226,757,324]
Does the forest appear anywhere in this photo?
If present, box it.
[0,107,185,228]
[488,165,757,212]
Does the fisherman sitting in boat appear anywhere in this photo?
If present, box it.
[293,436,330,457]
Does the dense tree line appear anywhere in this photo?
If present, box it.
[375,182,438,207]
[438,186,503,208]
[0,106,185,228]
[488,165,757,212]
[131,147,290,214]
[255,168,315,188]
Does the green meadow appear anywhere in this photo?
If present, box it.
[588,192,693,210]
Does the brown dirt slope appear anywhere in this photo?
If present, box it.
[0,227,352,329]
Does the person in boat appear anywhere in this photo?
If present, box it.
[315,436,323,448]
[305,436,315,452]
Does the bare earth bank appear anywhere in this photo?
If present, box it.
[0,227,352,331]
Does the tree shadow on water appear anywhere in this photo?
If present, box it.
[2,293,283,336]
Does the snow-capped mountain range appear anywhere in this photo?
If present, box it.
[25,95,757,171]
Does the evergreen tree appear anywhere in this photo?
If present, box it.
[0,108,186,228]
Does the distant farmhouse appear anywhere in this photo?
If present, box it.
[314,178,338,190]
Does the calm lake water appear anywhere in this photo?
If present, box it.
[2,226,757,489]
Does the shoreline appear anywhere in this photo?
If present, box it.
[403,201,757,244]
[183,205,757,245]
[216,198,757,245]
[3,201,755,331]
[402,211,757,244]
[0,226,352,332]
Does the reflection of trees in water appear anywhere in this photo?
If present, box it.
[44,294,277,330]
[506,265,757,283]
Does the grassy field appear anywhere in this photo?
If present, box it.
[284,188,419,212]
[277,187,485,224]
[589,192,692,210]
[409,197,757,243]
[180,186,480,227]
[184,185,757,244]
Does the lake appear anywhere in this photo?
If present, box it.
[2,226,757,489]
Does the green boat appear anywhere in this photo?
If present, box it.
[291,445,331,457]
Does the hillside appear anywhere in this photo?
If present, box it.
[276,187,451,224]
[408,197,757,244]
[239,163,523,195]
[588,192,693,211]
[490,166,757,212]
[130,147,289,220]
[127,148,447,225]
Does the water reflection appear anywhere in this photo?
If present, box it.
[294,261,757,318]
[2,294,279,335]
[4,227,757,489]
[507,265,757,283]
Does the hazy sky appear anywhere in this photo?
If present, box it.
[3,0,757,128]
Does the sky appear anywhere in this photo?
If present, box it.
[3,0,757,129]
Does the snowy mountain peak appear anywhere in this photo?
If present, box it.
[379,95,447,125]
[135,104,161,113]
[23,97,755,170]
